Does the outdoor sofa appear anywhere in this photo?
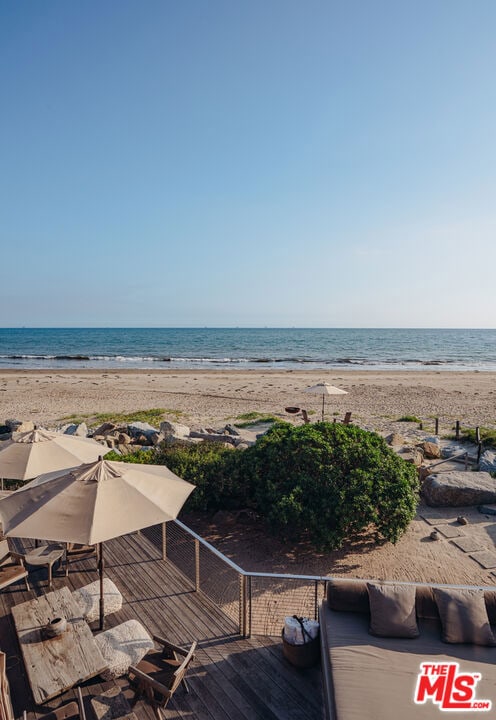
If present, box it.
[320,577,496,720]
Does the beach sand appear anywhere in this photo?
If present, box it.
[0,368,495,431]
[1,368,495,586]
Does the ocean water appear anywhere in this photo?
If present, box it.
[0,328,495,371]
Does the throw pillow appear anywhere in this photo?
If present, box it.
[367,582,419,638]
[434,587,496,645]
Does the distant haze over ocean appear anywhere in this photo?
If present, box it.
[0,328,495,371]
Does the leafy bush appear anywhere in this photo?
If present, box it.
[238,422,419,548]
[154,443,244,511]
[59,408,183,427]
[233,412,280,428]
[397,415,421,423]
[108,422,419,549]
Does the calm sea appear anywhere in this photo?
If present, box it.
[0,328,495,371]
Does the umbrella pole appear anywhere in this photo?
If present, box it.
[99,542,104,631]
[322,395,325,422]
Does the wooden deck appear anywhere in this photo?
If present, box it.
[1,532,324,719]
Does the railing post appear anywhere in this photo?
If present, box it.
[162,522,167,560]
[239,574,247,637]
[195,539,200,592]
[314,581,319,620]
[248,575,252,638]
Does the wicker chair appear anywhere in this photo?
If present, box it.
[128,637,197,719]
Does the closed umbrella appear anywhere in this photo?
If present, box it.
[303,382,348,421]
[0,428,104,483]
[0,457,195,628]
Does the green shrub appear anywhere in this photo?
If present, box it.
[59,408,183,427]
[397,415,421,423]
[238,422,419,548]
[104,449,156,463]
[107,422,419,550]
[155,443,245,511]
[233,412,281,428]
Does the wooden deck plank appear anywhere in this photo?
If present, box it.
[1,532,323,720]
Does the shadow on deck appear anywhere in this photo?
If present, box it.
[1,532,324,719]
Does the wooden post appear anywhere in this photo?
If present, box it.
[475,426,481,444]
[162,522,167,560]
[477,442,483,464]
[194,539,200,592]
[455,421,460,440]
[419,422,423,430]
[435,418,439,435]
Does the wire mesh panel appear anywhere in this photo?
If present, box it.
[140,524,164,557]
[197,543,241,625]
[141,521,331,637]
[248,575,327,637]
[162,521,197,586]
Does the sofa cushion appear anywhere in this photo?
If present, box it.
[367,582,419,638]
[95,619,154,681]
[327,579,369,614]
[434,587,496,646]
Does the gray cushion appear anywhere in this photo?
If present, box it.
[434,587,496,646]
[367,582,419,638]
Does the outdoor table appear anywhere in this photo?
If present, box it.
[11,586,108,705]
[23,543,66,589]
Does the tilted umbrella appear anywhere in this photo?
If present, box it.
[303,382,348,421]
[0,428,105,483]
[0,457,195,628]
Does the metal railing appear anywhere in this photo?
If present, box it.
[143,519,332,638]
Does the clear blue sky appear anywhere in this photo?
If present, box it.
[1,1,495,328]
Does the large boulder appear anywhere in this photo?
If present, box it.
[422,471,496,507]
[63,422,88,437]
[385,433,406,446]
[92,422,117,437]
[399,448,423,467]
[419,441,441,459]
[159,421,190,439]
[479,450,496,473]
[189,430,236,445]
[127,422,159,442]
[6,419,34,433]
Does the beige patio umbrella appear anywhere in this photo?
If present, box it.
[303,382,348,421]
[0,427,104,484]
[0,457,195,629]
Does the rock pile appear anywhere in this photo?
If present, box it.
[0,418,264,456]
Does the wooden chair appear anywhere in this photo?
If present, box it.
[343,412,352,425]
[23,686,86,720]
[0,651,14,720]
[0,540,29,592]
[128,637,197,719]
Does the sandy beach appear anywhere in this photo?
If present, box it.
[0,368,495,432]
[1,368,496,588]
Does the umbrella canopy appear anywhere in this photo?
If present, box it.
[0,428,105,481]
[0,457,195,627]
[303,382,348,421]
